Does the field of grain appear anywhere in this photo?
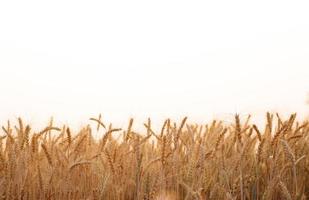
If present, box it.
[0,113,308,200]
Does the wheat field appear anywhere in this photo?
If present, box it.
[0,113,308,200]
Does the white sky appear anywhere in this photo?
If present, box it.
[0,0,309,128]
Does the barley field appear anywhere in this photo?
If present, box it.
[0,113,309,200]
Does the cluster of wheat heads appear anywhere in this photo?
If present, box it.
[0,113,309,200]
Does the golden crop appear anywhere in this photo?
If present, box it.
[0,113,308,200]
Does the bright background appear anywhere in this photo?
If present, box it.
[0,0,309,129]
